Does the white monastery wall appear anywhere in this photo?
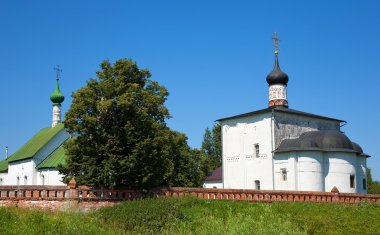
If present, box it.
[0,173,7,186]
[37,169,66,186]
[274,151,367,193]
[7,159,36,185]
[324,152,362,194]
[356,156,367,194]
[221,113,274,190]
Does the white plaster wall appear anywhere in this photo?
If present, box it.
[203,180,223,189]
[221,113,274,190]
[324,152,357,193]
[37,169,66,186]
[0,173,7,185]
[6,159,36,185]
[274,152,324,192]
[356,156,367,194]
[298,152,324,191]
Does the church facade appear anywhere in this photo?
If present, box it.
[206,37,369,193]
[0,70,69,186]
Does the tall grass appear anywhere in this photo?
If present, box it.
[0,197,379,234]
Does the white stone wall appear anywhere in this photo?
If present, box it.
[356,156,367,194]
[203,180,223,189]
[274,151,367,193]
[6,159,37,185]
[0,173,7,185]
[221,113,274,190]
[37,169,66,186]
[325,152,360,193]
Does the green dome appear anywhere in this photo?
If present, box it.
[50,79,65,104]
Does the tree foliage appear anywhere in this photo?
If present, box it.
[366,168,380,194]
[59,59,204,189]
[201,124,222,174]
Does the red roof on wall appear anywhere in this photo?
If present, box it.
[204,167,223,181]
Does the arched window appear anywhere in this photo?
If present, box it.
[350,175,355,188]
[281,168,287,181]
[255,180,260,190]
[24,176,28,185]
[17,176,20,186]
[41,175,45,186]
[363,178,367,190]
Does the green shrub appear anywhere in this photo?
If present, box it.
[0,198,379,234]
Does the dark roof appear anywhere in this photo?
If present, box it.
[352,142,363,154]
[216,106,345,123]
[266,53,289,85]
[275,130,370,157]
[204,167,222,181]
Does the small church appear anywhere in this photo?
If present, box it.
[204,34,370,194]
[0,67,70,186]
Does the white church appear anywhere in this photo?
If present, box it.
[204,35,370,194]
[0,68,69,186]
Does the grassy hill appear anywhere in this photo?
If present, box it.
[0,197,379,234]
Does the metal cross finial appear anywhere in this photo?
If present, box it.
[54,65,62,80]
[272,32,280,54]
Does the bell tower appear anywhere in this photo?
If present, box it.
[266,33,289,108]
[50,65,65,127]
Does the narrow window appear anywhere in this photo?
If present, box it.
[281,168,287,181]
[255,180,260,190]
[363,179,367,190]
[41,175,45,186]
[17,176,20,186]
[254,144,260,158]
[0,178,3,186]
[24,176,28,185]
[350,175,355,188]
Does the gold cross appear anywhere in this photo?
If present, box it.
[272,32,280,54]
[53,65,62,80]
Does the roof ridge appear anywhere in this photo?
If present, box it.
[8,124,65,163]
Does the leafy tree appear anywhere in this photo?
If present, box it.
[201,123,222,174]
[59,58,202,189]
[366,168,380,194]
[211,124,222,164]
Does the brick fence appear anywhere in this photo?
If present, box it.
[0,180,379,211]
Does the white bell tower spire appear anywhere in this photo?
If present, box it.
[50,65,65,127]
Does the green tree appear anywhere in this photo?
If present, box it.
[59,58,202,189]
[366,168,380,194]
[201,123,222,175]
[212,124,222,164]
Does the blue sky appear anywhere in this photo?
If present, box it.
[0,1,379,179]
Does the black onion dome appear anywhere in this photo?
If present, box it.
[266,54,289,85]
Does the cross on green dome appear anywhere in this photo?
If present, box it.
[50,78,65,104]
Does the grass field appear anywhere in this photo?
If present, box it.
[0,197,379,234]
